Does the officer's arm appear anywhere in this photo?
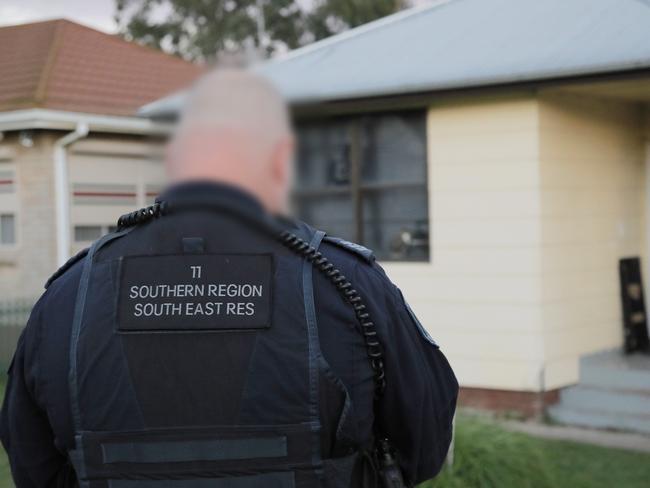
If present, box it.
[0,299,70,487]
[356,262,458,485]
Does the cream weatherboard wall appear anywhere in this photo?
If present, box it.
[384,92,647,393]
[384,94,546,391]
[538,94,646,389]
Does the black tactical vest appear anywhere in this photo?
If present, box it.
[65,204,376,488]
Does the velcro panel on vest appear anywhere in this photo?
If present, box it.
[102,437,287,463]
[74,423,315,481]
[107,472,295,488]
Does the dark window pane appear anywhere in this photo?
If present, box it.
[297,121,351,189]
[74,225,102,242]
[295,194,355,239]
[361,114,427,185]
[362,187,429,261]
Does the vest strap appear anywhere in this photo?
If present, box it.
[303,230,326,472]
[69,228,134,434]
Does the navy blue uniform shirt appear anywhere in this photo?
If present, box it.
[0,182,458,487]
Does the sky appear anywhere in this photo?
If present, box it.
[0,0,117,32]
[0,0,433,33]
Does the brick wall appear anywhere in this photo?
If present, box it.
[0,131,57,299]
[459,387,560,418]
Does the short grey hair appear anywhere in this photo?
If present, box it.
[177,68,291,142]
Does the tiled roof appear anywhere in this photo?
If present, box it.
[0,19,203,116]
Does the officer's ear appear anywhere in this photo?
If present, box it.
[271,135,294,186]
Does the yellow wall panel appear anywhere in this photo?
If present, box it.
[539,93,646,388]
[395,95,545,391]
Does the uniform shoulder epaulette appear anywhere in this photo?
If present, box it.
[322,236,375,264]
[45,247,90,289]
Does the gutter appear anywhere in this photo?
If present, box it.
[53,123,89,267]
[139,91,187,120]
[0,109,171,135]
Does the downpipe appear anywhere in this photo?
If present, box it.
[53,123,89,267]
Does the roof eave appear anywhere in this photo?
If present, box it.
[138,91,187,120]
[139,64,650,120]
[0,108,172,135]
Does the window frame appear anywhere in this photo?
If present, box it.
[294,111,430,261]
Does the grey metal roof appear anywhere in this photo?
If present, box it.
[140,0,650,117]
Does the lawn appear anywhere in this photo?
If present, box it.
[0,377,10,488]
[422,415,650,488]
[1,376,649,488]
[0,448,8,488]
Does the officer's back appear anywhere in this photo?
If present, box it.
[0,70,458,488]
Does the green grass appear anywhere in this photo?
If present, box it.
[1,380,649,488]
[0,377,10,488]
[420,414,650,488]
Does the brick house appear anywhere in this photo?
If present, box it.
[0,19,202,300]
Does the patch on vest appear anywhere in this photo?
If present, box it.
[117,254,273,332]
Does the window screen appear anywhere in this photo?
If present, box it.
[295,111,429,261]
[74,225,122,242]
[74,225,102,242]
[0,214,15,245]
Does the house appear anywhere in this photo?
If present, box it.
[0,19,202,300]
[141,0,650,426]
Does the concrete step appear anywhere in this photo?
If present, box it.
[548,404,650,435]
[579,350,650,391]
[559,386,650,417]
[549,349,650,435]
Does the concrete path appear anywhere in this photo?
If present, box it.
[501,420,650,454]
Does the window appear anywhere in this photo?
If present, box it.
[74,225,118,243]
[74,225,102,242]
[295,111,429,261]
[0,214,15,245]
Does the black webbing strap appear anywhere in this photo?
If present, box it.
[280,230,386,398]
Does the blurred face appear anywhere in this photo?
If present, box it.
[268,134,295,214]
[164,69,294,214]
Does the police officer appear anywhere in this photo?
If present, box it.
[0,70,458,488]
